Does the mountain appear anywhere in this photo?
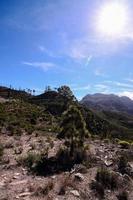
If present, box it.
[81,93,133,115]
[81,93,133,140]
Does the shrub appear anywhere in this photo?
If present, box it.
[0,143,4,160]
[17,152,40,168]
[90,180,104,199]
[58,175,73,195]
[34,181,54,197]
[118,155,128,175]
[117,191,129,200]
[57,145,87,171]
[118,141,130,149]
[96,168,118,190]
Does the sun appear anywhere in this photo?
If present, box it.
[97,2,128,37]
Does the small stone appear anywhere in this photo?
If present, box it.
[10,180,28,186]
[104,160,113,167]
[0,188,8,200]
[14,147,23,154]
[123,174,131,182]
[18,192,31,197]
[74,173,84,181]
[13,173,20,179]
[52,175,56,179]
[70,190,80,197]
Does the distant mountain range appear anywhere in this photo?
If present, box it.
[81,93,133,115]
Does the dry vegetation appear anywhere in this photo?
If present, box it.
[0,87,133,200]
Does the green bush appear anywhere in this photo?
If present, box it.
[96,168,118,190]
[90,180,104,199]
[118,155,128,175]
[118,141,130,149]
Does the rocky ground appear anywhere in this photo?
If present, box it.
[0,132,133,200]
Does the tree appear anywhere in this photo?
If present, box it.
[45,86,51,92]
[33,89,36,96]
[57,85,76,102]
[59,105,89,157]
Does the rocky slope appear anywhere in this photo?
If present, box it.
[0,132,133,200]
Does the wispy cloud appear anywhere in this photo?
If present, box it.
[94,84,110,93]
[73,84,90,91]
[85,55,93,66]
[94,68,107,77]
[125,78,133,83]
[22,61,56,71]
[104,80,133,89]
[38,45,57,58]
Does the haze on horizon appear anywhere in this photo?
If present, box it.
[0,0,133,99]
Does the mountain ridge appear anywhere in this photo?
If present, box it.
[81,93,133,115]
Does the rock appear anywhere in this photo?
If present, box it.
[70,190,80,197]
[0,182,6,188]
[74,173,84,181]
[123,174,132,182]
[128,162,133,171]
[2,156,10,164]
[104,160,113,167]
[13,173,20,179]
[52,175,56,179]
[71,164,87,174]
[18,192,31,197]
[10,180,28,186]
[0,188,8,200]
[14,147,23,154]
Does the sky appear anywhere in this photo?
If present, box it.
[0,0,133,99]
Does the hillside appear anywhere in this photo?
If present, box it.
[81,93,133,115]
[0,86,31,100]
[0,86,133,199]
[81,93,133,140]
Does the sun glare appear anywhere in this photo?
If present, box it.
[97,2,128,37]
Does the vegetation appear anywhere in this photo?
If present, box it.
[57,85,77,102]
[90,180,105,199]
[0,143,4,160]
[58,105,89,167]
[95,168,118,190]
[0,100,54,135]
[0,85,133,199]
[118,155,128,175]
[34,180,54,197]
[91,168,118,199]
[118,140,130,149]
[117,191,129,200]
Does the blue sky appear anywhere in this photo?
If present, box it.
[0,0,133,99]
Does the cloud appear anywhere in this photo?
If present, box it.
[38,45,56,58]
[118,91,133,100]
[94,84,110,93]
[94,68,107,77]
[73,85,90,91]
[104,80,133,89]
[22,61,56,71]
[125,78,133,83]
[67,45,88,60]
[85,55,93,66]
